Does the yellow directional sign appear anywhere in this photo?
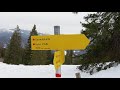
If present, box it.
[31,34,90,50]
[53,50,65,70]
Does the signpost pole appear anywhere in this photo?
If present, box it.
[54,26,61,78]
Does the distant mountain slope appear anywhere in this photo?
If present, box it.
[0,28,47,48]
[0,28,30,48]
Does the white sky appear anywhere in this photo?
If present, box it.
[0,12,94,35]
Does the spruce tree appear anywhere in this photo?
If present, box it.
[4,25,22,64]
[81,12,120,64]
[23,25,38,65]
[24,25,54,65]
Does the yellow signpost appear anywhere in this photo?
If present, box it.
[31,34,90,50]
[31,34,90,77]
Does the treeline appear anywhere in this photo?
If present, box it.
[2,25,53,65]
[1,25,78,65]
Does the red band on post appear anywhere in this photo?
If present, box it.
[56,74,61,77]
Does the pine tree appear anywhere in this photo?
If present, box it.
[81,12,120,64]
[23,25,50,65]
[23,25,38,65]
[23,25,55,65]
[29,25,48,65]
[4,25,22,64]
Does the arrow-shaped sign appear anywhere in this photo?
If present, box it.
[31,34,90,50]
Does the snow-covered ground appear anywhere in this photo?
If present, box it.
[0,62,120,78]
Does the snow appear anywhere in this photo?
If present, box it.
[87,65,120,78]
[0,62,120,78]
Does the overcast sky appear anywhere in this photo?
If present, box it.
[0,12,94,35]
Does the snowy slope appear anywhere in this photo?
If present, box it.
[0,62,120,78]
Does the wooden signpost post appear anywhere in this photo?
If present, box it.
[31,26,90,78]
